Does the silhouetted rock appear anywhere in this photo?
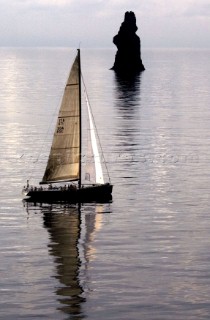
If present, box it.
[111,11,145,75]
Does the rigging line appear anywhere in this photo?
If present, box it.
[81,72,111,183]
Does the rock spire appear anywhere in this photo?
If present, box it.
[111,11,145,75]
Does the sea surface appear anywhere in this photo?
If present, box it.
[1,47,210,320]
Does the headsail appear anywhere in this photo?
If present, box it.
[85,94,104,185]
[41,52,80,184]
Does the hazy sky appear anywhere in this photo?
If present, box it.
[1,0,210,48]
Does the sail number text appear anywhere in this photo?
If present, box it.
[57,118,65,134]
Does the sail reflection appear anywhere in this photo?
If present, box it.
[82,204,104,265]
[42,205,85,318]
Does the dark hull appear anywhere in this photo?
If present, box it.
[24,183,113,204]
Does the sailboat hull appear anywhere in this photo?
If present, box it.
[24,183,113,203]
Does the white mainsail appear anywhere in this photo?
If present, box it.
[41,53,80,184]
[85,94,104,185]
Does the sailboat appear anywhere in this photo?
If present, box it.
[23,49,113,203]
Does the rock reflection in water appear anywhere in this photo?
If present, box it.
[114,72,141,110]
[113,73,142,167]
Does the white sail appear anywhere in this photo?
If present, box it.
[85,95,104,185]
[41,52,80,184]
[85,129,96,184]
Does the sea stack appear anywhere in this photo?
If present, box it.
[111,11,145,75]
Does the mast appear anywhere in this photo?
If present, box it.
[78,49,82,189]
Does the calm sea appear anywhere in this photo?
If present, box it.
[1,47,210,320]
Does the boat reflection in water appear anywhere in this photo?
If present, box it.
[25,202,110,319]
